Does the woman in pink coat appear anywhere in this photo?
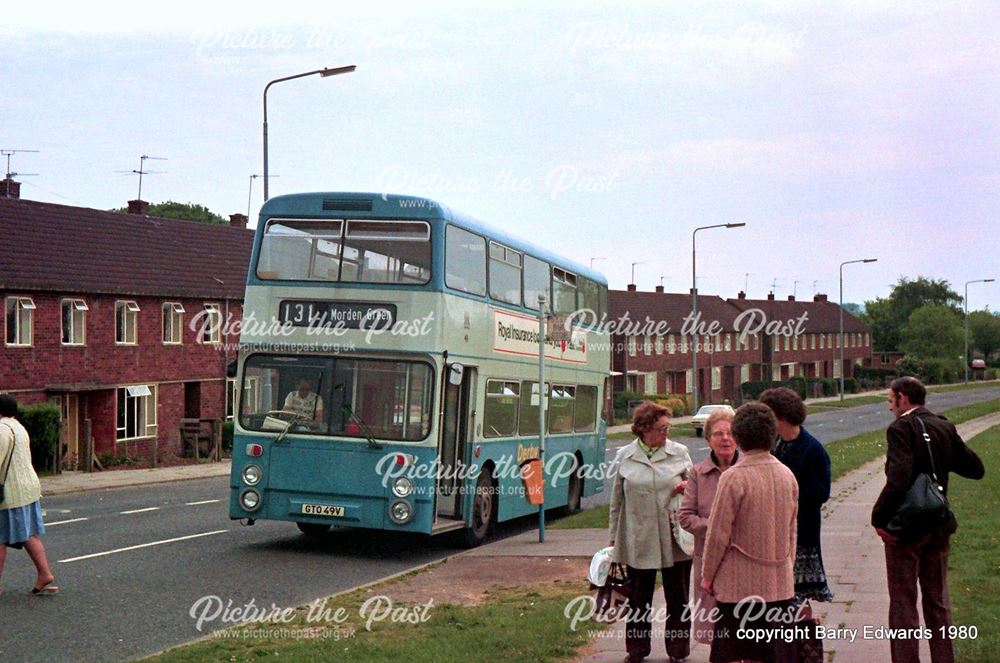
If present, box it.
[677,408,738,644]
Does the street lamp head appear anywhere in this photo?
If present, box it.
[863,258,878,263]
[986,278,996,283]
[726,222,746,228]
[320,65,357,77]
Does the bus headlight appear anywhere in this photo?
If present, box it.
[389,499,413,525]
[242,464,262,486]
[240,489,261,512]
[391,477,414,498]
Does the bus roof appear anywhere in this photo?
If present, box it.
[260,192,608,286]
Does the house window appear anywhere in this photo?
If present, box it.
[865,333,870,347]
[163,302,185,344]
[715,335,722,352]
[116,300,140,344]
[741,364,750,383]
[724,334,732,352]
[226,378,237,420]
[116,384,157,439]
[5,296,35,346]
[680,335,688,353]
[810,334,816,350]
[668,334,676,354]
[820,334,825,349]
[201,303,222,344]
[793,335,799,351]
[628,336,636,357]
[654,335,663,355]
[61,298,88,345]
[753,333,759,350]
[685,369,693,392]
[643,335,652,355]
[784,335,790,351]
[712,367,721,390]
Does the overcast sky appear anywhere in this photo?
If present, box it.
[4,1,999,311]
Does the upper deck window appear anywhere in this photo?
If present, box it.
[445,225,486,296]
[488,242,522,306]
[257,218,430,284]
[552,267,578,314]
[523,255,550,311]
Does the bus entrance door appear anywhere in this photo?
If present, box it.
[436,364,475,519]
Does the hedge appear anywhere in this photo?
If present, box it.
[613,391,691,419]
[741,380,806,400]
[17,402,61,471]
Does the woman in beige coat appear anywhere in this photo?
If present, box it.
[677,408,738,645]
[700,403,797,663]
[609,401,693,663]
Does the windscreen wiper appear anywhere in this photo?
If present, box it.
[341,402,383,450]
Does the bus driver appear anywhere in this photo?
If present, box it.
[283,377,324,421]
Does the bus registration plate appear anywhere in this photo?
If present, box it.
[301,504,345,517]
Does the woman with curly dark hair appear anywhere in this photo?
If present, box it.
[759,386,834,607]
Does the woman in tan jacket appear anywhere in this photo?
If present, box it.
[608,401,693,663]
[0,394,59,595]
[677,408,738,645]
[700,403,797,663]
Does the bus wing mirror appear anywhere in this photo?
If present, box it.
[448,363,464,386]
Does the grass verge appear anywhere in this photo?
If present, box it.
[551,503,610,530]
[949,425,1000,662]
[608,423,696,441]
[816,381,1000,410]
[144,579,590,662]
[826,398,1000,480]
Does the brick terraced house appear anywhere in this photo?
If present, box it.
[0,188,254,466]
[611,285,872,404]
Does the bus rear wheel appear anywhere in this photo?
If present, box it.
[463,471,495,548]
[296,522,331,537]
[566,462,584,514]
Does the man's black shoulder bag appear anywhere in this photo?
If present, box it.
[885,417,952,541]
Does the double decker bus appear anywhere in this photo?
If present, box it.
[229,192,609,546]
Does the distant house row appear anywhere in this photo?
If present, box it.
[609,284,872,403]
[0,186,253,466]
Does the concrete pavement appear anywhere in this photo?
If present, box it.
[41,460,231,496]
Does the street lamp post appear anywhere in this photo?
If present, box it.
[964,278,995,383]
[839,258,877,400]
[692,223,745,411]
[263,65,356,201]
[590,257,606,269]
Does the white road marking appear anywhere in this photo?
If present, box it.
[185,499,222,506]
[119,507,161,515]
[46,517,90,527]
[58,530,229,563]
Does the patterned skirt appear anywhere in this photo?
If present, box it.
[0,501,46,548]
[794,544,834,602]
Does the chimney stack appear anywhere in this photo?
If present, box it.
[627,283,637,292]
[737,291,746,299]
[814,293,828,302]
[127,199,149,215]
[229,213,248,229]
[767,292,775,301]
[0,176,21,200]
[788,295,795,301]
[655,285,664,293]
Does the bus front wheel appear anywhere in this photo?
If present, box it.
[463,471,495,548]
[296,522,331,537]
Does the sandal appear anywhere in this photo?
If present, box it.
[28,580,59,596]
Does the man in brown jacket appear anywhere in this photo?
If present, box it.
[872,376,985,663]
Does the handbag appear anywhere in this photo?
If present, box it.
[885,417,952,541]
[668,494,695,556]
[593,562,630,619]
[0,423,15,504]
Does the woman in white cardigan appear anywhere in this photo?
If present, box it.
[609,401,693,663]
[0,394,59,595]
